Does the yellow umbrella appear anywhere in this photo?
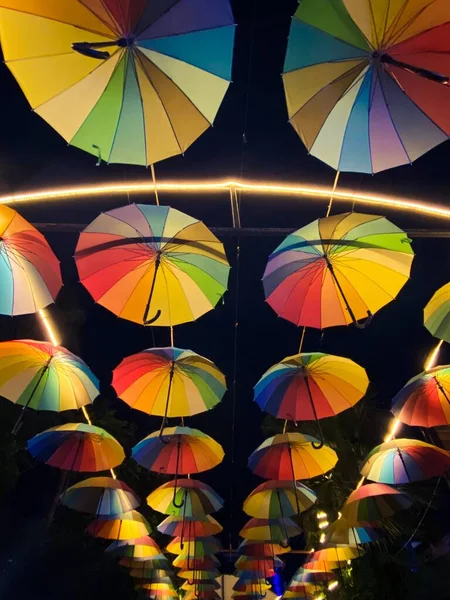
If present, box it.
[425,282,450,343]
[87,510,150,540]
[0,0,235,167]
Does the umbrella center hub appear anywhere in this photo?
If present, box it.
[117,37,135,48]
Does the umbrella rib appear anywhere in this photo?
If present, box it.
[107,52,133,164]
[333,260,406,301]
[377,68,412,162]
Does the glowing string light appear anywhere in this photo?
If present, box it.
[1,179,450,220]
[425,340,444,372]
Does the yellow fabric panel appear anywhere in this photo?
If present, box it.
[138,53,209,154]
[385,0,450,47]
[0,0,115,36]
[7,52,105,108]
[342,0,374,46]
[135,61,182,165]
[283,59,364,118]
[0,9,113,60]
[320,213,375,248]
[289,62,367,150]
[0,205,14,236]
[140,49,230,124]
[36,51,123,141]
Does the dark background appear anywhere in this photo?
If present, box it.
[0,0,450,598]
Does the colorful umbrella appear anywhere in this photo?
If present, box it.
[248,434,337,509]
[129,568,172,582]
[425,283,450,344]
[308,545,360,564]
[62,476,139,516]
[290,568,334,584]
[233,583,271,594]
[88,510,150,540]
[114,347,226,418]
[106,535,161,560]
[254,352,368,445]
[361,438,450,484]
[327,519,383,545]
[147,479,223,518]
[0,0,235,167]
[133,427,224,473]
[391,366,450,428]
[235,556,284,574]
[166,536,222,556]
[0,339,99,432]
[239,517,302,543]
[75,204,230,326]
[120,556,170,571]
[238,540,290,558]
[28,423,124,471]
[182,581,220,591]
[178,570,221,581]
[243,480,316,524]
[173,555,220,570]
[0,205,61,315]
[341,483,412,526]
[283,0,450,174]
[158,515,222,538]
[263,213,413,329]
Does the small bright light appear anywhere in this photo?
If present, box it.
[328,581,339,592]
[347,560,351,565]
[318,521,329,530]
[384,419,401,442]
[425,340,443,372]
[319,533,326,544]
[337,512,342,519]
[38,308,59,346]
[316,511,328,520]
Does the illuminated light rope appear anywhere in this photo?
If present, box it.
[0,179,449,220]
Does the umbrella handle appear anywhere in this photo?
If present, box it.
[144,309,162,325]
[92,144,102,167]
[173,484,185,509]
[143,253,162,325]
[303,368,325,450]
[280,537,290,549]
[72,42,111,59]
[353,310,373,330]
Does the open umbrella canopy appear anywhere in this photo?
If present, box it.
[0,0,235,166]
[147,479,223,518]
[166,536,222,556]
[28,423,124,471]
[62,476,140,516]
[308,545,360,564]
[120,556,170,571]
[132,426,224,472]
[425,282,450,343]
[0,205,62,315]
[283,0,450,174]
[361,438,450,484]
[248,433,338,480]
[75,204,230,327]
[327,519,383,545]
[0,339,99,412]
[173,555,220,570]
[243,480,316,519]
[158,515,223,538]
[182,581,220,591]
[254,352,368,443]
[342,483,412,525]
[239,517,302,542]
[391,366,450,428]
[129,568,172,582]
[87,510,150,540]
[178,570,221,581]
[263,212,413,329]
[106,535,161,559]
[238,540,290,557]
[114,347,226,418]
[290,568,334,584]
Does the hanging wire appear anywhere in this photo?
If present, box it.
[150,164,160,206]
[298,326,306,353]
[326,171,341,217]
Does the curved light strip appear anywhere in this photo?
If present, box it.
[1,179,449,220]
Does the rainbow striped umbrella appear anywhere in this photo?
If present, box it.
[283,0,450,174]
[28,423,124,471]
[182,581,220,592]
[0,340,99,431]
[166,536,222,556]
[263,213,413,330]
[425,283,450,343]
[120,556,170,571]
[132,426,224,473]
[327,519,383,545]
[0,205,61,315]
[238,540,291,556]
[342,483,412,526]
[62,476,139,516]
[361,438,450,484]
[243,480,316,520]
[173,555,220,570]
[75,204,230,327]
[158,515,222,538]
[239,517,302,543]
[0,0,235,167]
[113,347,226,418]
[129,568,172,582]
[178,570,221,581]
[88,510,150,540]
[392,366,450,428]
[106,536,161,560]
[147,479,223,518]
[254,352,368,445]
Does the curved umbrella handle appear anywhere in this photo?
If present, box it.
[173,485,185,509]
[279,537,290,549]
[92,144,102,166]
[72,42,111,59]
[353,310,373,330]
[144,309,162,325]
[143,253,162,326]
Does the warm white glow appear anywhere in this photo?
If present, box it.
[384,419,401,442]
[319,533,326,544]
[316,511,328,520]
[1,179,450,220]
[425,340,443,372]
[347,560,352,565]
[318,521,329,530]
[38,308,59,346]
[328,581,339,592]
[337,511,342,519]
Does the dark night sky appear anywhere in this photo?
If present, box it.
[0,1,450,598]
